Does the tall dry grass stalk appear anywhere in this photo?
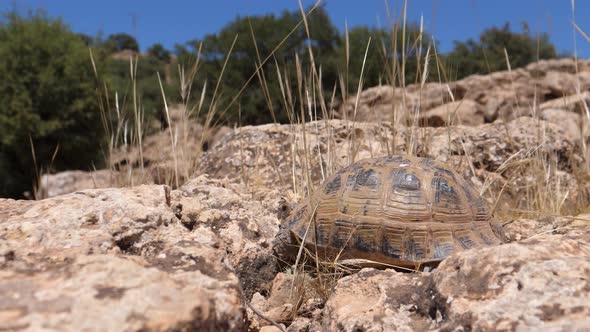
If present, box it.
[80,0,590,311]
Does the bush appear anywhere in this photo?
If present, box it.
[105,33,139,53]
[147,43,172,62]
[447,22,557,79]
[101,54,174,133]
[0,11,103,197]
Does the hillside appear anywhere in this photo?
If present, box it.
[3,58,590,331]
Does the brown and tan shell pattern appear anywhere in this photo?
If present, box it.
[281,155,506,268]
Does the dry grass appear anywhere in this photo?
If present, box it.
[272,1,590,314]
[73,0,590,318]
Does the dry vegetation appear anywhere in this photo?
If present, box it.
[68,1,590,324]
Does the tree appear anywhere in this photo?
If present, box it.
[105,32,139,53]
[338,24,431,94]
[147,43,171,62]
[446,22,557,79]
[177,5,341,125]
[77,32,94,47]
[0,11,104,197]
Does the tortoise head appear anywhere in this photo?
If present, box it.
[273,197,301,265]
[277,197,295,221]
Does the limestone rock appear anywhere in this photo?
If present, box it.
[38,169,113,198]
[287,317,312,332]
[320,269,434,331]
[419,100,484,127]
[540,92,590,114]
[337,83,457,123]
[314,221,590,331]
[0,185,177,259]
[0,178,285,331]
[0,254,243,331]
[199,117,582,212]
[338,58,590,125]
[433,232,590,331]
[170,176,281,297]
[540,108,583,142]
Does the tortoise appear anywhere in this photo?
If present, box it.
[274,155,506,269]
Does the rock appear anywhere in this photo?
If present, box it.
[540,70,590,98]
[540,92,590,114]
[264,273,303,311]
[260,325,287,332]
[433,231,590,331]
[419,100,484,127]
[337,83,457,123]
[38,169,113,198]
[502,217,556,242]
[0,186,244,331]
[503,214,590,242]
[37,106,233,198]
[314,220,590,331]
[320,269,434,331]
[0,254,243,331]
[540,108,585,142]
[170,176,281,297]
[0,185,177,259]
[338,58,590,125]
[526,57,590,75]
[0,177,286,331]
[199,117,583,212]
[287,317,311,332]
[248,273,305,328]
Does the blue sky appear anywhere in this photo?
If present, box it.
[3,1,590,57]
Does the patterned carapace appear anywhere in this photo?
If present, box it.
[277,155,506,268]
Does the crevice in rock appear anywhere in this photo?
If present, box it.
[236,252,278,299]
[543,91,563,102]
[415,277,448,321]
[114,232,143,254]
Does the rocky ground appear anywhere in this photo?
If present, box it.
[4,58,590,331]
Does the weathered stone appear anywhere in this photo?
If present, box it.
[540,108,583,142]
[338,58,590,125]
[0,178,286,331]
[320,268,435,331]
[199,117,583,212]
[540,92,590,115]
[287,317,311,332]
[260,325,287,332]
[433,231,590,331]
[314,220,590,331]
[170,176,281,297]
[38,169,113,199]
[37,105,232,197]
[0,185,177,259]
[419,100,484,127]
[249,272,306,328]
[0,254,243,331]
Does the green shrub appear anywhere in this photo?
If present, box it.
[101,54,174,133]
[147,43,172,62]
[105,32,139,53]
[447,22,557,79]
[0,11,103,197]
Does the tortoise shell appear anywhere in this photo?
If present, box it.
[278,155,505,268]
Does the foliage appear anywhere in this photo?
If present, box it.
[0,7,562,198]
[176,5,341,125]
[147,43,172,62]
[174,6,433,126]
[446,22,557,79]
[0,11,103,197]
[100,54,175,134]
[339,24,432,94]
[105,32,139,53]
